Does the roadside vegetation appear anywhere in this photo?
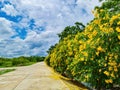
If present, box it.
[45,0,120,89]
[0,69,15,75]
[0,56,45,67]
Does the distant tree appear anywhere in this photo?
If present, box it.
[46,22,85,55]
[58,22,85,41]
[75,22,85,30]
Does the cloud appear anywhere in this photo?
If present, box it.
[0,0,101,57]
[1,4,18,16]
[0,17,15,40]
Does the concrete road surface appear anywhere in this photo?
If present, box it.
[0,62,87,90]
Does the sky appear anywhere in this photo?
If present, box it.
[0,0,101,58]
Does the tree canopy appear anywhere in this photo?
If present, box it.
[58,22,85,41]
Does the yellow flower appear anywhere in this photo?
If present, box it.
[79,41,83,44]
[97,46,105,52]
[69,52,73,56]
[94,12,99,17]
[114,55,118,59]
[109,79,113,83]
[109,53,113,57]
[105,79,113,84]
[119,64,120,67]
[117,21,120,25]
[110,15,119,25]
[111,73,115,78]
[90,58,94,60]
[94,19,100,24]
[81,58,84,61]
[104,64,107,67]
[96,52,99,56]
[108,61,117,66]
[116,27,120,32]
[108,67,112,71]
[88,34,92,38]
[109,56,112,60]
[109,28,114,33]
[105,79,109,83]
[72,71,75,75]
[104,71,109,76]
[79,45,85,51]
[100,9,104,12]
[105,56,108,60]
[118,35,120,40]
[92,31,97,36]
[114,66,118,72]
[83,52,88,57]
[111,15,118,21]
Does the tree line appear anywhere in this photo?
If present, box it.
[0,56,45,67]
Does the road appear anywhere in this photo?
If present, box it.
[0,62,87,90]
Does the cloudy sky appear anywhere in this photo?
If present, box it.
[0,0,101,57]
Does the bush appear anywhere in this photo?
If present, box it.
[0,58,12,67]
[45,9,120,89]
[12,58,29,66]
[0,60,4,66]
[45,55,51,66]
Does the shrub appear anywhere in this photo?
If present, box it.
[45,9,120,89]
[12,58,29,66]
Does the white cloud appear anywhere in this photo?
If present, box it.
[0,18,15,40]
[1,4,18,16]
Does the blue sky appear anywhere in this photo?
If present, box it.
[0,0,101,57]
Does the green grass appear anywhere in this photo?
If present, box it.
[0,69,15,75]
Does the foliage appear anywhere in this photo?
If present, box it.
[45,22,85,66]
[0,56,45,67]
[58,22,85,41]
[45,3,120,90]
[97,0,120,15]
[0,69,15,75]
[46,44,58,54]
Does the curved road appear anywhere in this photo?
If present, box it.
[0,62,87,90]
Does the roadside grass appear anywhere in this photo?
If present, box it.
[0,69,15,75]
